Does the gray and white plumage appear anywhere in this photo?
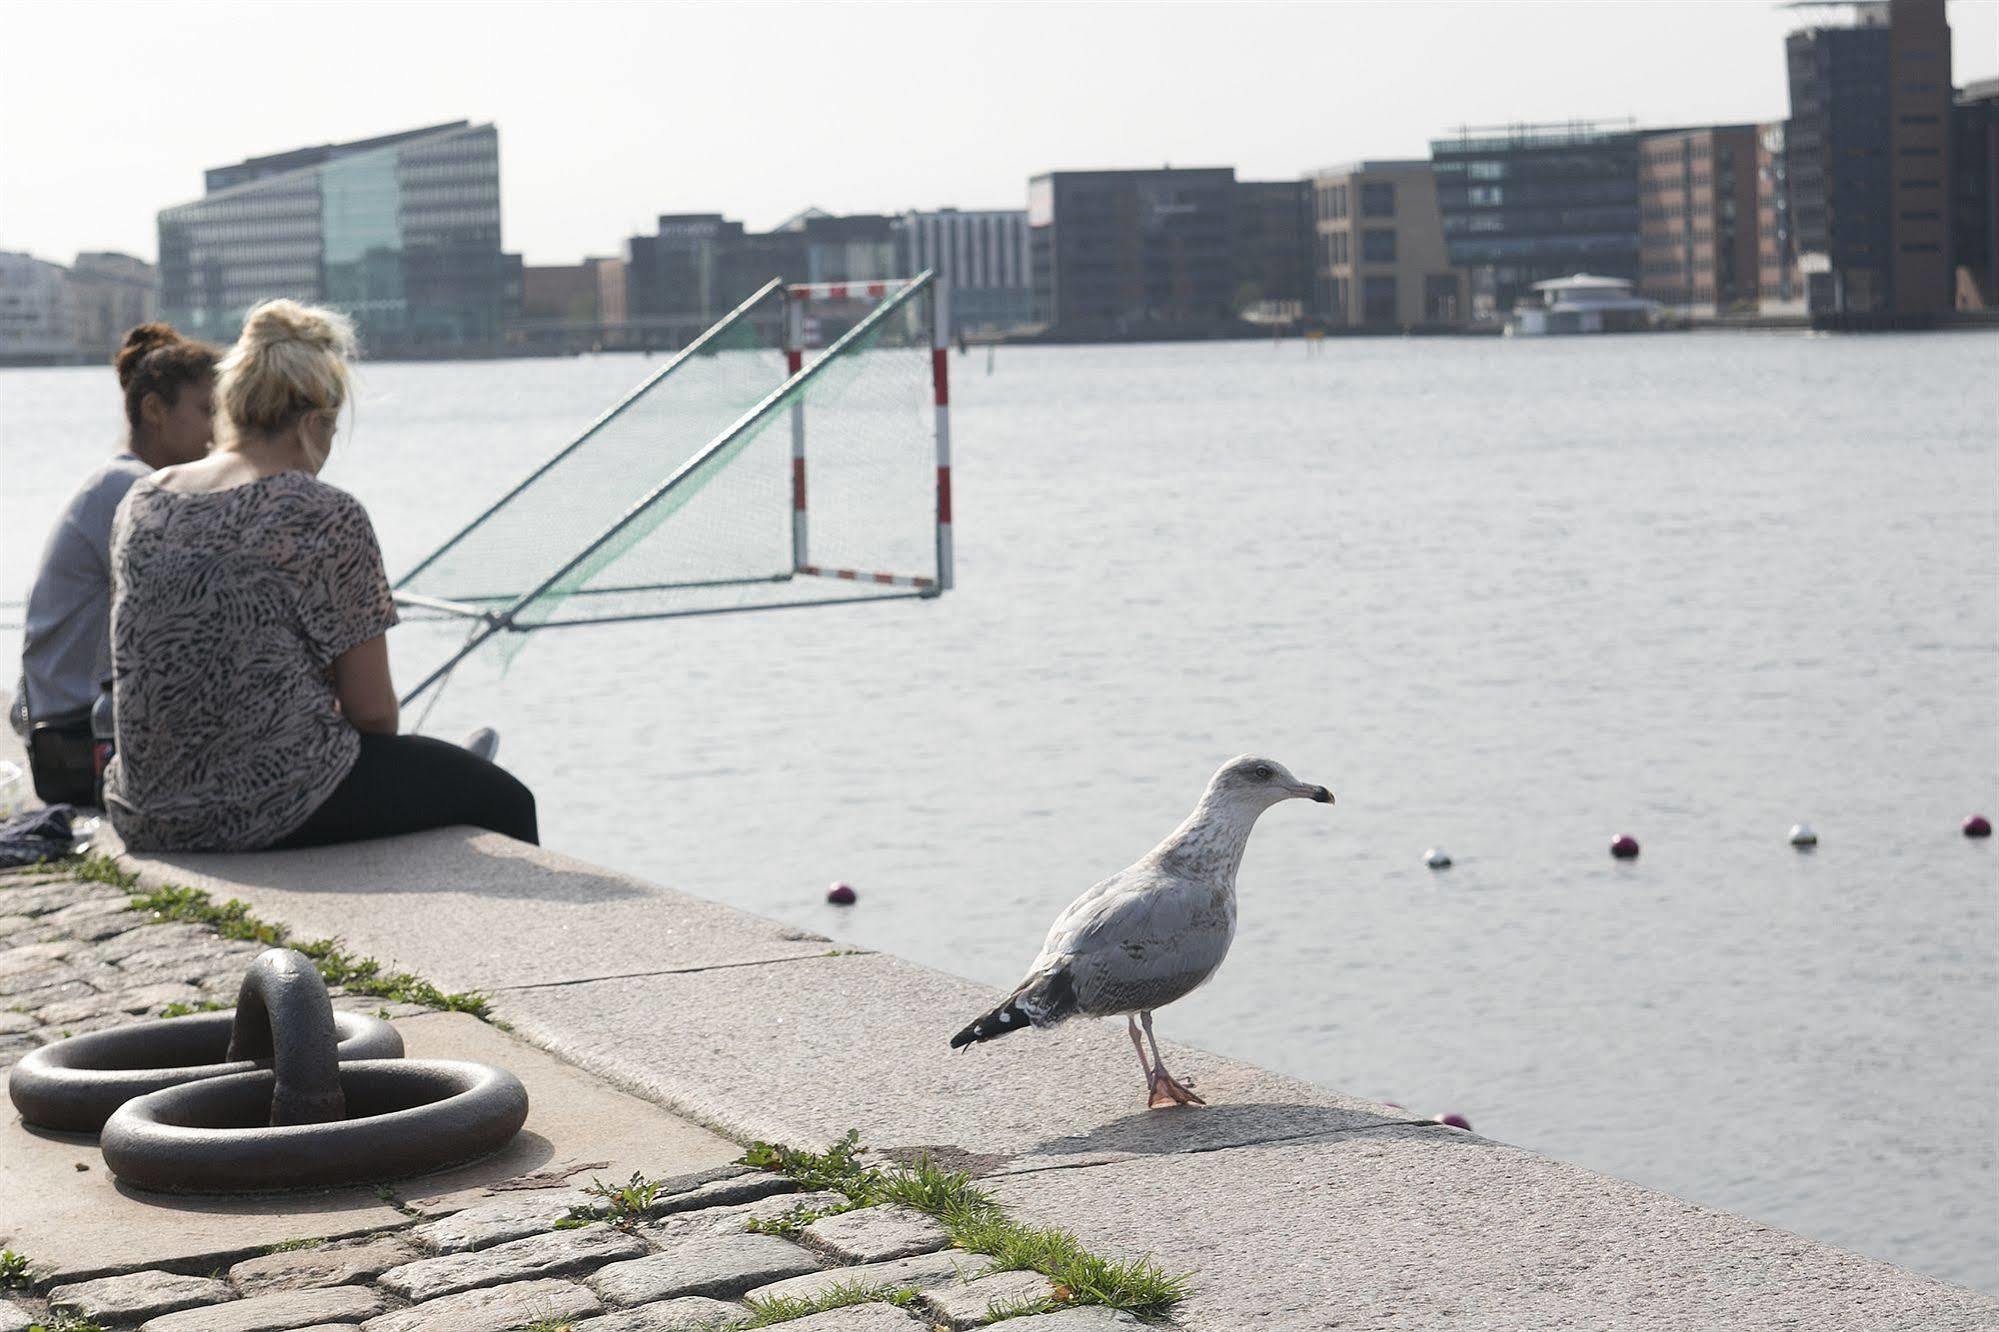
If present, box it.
[950,756,1334,1084]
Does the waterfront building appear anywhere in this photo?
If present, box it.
[1637,125,1761,316]
[1757,123,1806,312]
[520,263,601,323]
[1311,160,1464,329]
[68,252,158,363]
[1028,167,1240,336]
[0,251,75,365]
[1430,119,1642,322]
[1234,180,1317,322]
[158,120,521,354]
[627,214,750,326]
[895,208,1032,334]
[1784,0,1954,317]
[1953,77,1999,309]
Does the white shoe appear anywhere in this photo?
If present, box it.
[462,727,500,763]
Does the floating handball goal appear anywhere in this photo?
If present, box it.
[393,272,953,706]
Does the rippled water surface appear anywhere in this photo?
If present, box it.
[4,331,1995,1291]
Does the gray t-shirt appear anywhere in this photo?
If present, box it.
[15,454,151,723]
[102,471,399,851]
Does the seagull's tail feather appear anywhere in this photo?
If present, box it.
[949,997,1033,1048]
[949,967,1077,1050]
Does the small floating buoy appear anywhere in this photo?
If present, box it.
[1432,1112,1472,1131]
[1610,834,1640,860]
[1789,823,1818,848]
[1424,848,1452,870]
[826,882,857,905]
[1965,815,1993,839]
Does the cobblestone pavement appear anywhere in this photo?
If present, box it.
[0,866,1156,1331]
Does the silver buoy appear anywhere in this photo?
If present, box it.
[1789,823,1817,848]
[1424,848,1452,870]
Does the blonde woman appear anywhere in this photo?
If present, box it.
[102,299,536,851]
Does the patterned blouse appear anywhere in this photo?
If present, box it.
[102,471,399,851]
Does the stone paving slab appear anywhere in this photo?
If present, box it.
[0,1302,30,1332]
[990,1129,1999,1332]
[982,1310,1142,1330]
[387,1012,743,1217]
[361,1276,602,1332]
[0,1102,408,1285]
[378,1223,649,1302]
[746,1249,991,1305]
[801,1204,950,1264]
[494,952,1407,1174]
[104,825,836,991]
[922,1269,1059,1328]
[47,1270,235,1322]
[573,1296,746,1331]
[771,1306,929,1331]
[140,1284,388,1332]
[229,1234,423,1295]
[588,1233,822,1306]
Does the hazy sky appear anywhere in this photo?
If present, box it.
[4,0,1996,267]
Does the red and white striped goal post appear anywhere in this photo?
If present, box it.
[782,274,952,596]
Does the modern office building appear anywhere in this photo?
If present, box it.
[1784,0,1954,317]
[1028,167,1240,336]
[1637,125,1761,315]
[0,251,75,365]
[1312,160,1464,329]
[896,208,1032,333]
[1234,180,1316,321]
[158,120,521,354]
[1756,123,1805,312]
[1430,120,1643,321]
[68,252,158,362]
[626,214,753,326]
[1952,77,1999,309]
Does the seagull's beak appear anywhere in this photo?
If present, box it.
[1298,784,1335,804]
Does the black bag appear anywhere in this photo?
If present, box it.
[28,712,97,807]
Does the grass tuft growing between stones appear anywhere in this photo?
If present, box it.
[260,1236,326,1254]
[732,1280,920,1327]
[31,1315,106,1332]
[0,1247,30,1289]
[567,1171,667,1232]
[127,882,489,1018]
[66,852,139,890]
[737,1132,1190,1318]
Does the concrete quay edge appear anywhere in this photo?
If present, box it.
[91,823,1999,1331]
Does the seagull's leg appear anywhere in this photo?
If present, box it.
[1126,1015,1155,1092]
[1141,1010,1206,1109]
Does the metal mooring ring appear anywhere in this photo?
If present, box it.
[100,1059,530,1193]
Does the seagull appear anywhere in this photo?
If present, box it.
[950,755,1334,1108]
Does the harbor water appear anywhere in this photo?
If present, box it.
[3,330,1995,1291]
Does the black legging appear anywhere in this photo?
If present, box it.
[274,732,538,848]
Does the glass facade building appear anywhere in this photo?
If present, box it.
[1429,121,1642,320]
[158,121,519,354]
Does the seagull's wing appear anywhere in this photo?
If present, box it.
[1026,862,1234,1017]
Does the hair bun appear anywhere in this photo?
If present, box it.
[239,299,357,358]
[115,322,185,386]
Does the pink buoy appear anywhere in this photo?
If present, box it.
[1432,1112,1472,1131]
[1965,815,1992,839]
[826,882,858,905]
[1610,834,1640,860]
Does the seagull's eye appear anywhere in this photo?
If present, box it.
[1252,765,1273,781]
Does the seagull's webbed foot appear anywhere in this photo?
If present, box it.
[1146,1066,1206,1110]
